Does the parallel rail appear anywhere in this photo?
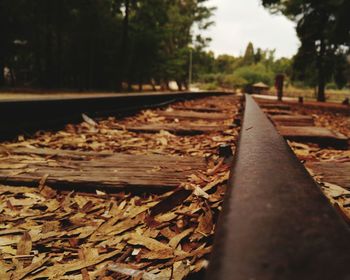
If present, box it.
[0,91,225,140]
[206,94,350,280]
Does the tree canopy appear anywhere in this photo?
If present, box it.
[262,0,350,101]
[0,0,215,91]
[194,42,293,90]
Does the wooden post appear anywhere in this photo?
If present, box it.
[275,74,284,101]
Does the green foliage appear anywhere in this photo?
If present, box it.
[222,74,247,88]
[0,0,215,90]
[242,42,255,66]
[234,64,274,86]
[262,0,350,101]
[326,82,338,90]
[194,42,281,89]
[272,57,292,76]
[198,82,219,90]
[214,54,237,73]
[333,51,350,89]
[198,73,222,84]
[254,48,263,64]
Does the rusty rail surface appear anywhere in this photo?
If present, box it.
[206,94,350,280]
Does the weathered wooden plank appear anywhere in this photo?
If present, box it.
[270,115,315,127]
[272,115,314,122]
[263,109,292,116]
[0,160,203,171]
[2,147,204,166]
[259,103,291,110]
[171,106,224,113]
[306,161,350,189]
[3,150,207,168]
[0,175,182,189]
[124,123,230,134]
[277,126,348,147]
[1,146,113,159]
[278,126,347,139]
[0,148,207,189]
[156,110,229,120]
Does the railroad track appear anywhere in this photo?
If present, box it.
[0,91,225,141]
[0,92,349,279]
[206,95,350,280]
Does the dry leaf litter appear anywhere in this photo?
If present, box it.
[288,106,350,223]
[0,94,240,279]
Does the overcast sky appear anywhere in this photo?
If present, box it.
[201,0,300,58]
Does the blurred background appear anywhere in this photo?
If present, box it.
[0,0,349,102]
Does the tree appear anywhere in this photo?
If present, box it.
[0,0,29,86]
[214,54,237,73]
[192,49,215,80]
[272,57,292,77]
[158,0,215,90]
[254,48,263,64]
[0,0,215,91]
[234,63,274,86]
[242,42,255,66]
[333,51,350,89]
[262,0,350,101]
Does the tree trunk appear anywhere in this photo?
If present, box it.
[151,79,157,91]
[317,38,326,102]
[88,36,95,90]
[117,0,130,91]
[55,0,63,88]
[138,82,143,92]
[9,67,15,86]
[176,80,182,91]
[44,2,53,88]
[184,81,189,90]
[165,80,170,91]
[160,79,166,91]
[0,59,4,87]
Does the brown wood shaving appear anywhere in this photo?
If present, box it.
[0,95,241,279]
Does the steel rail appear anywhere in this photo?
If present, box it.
[0,91,225,140]
[206,94,350,280]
